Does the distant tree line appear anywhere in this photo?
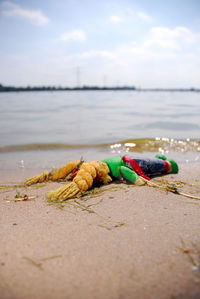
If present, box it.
[0,83,136,92]
[0,83,199,92]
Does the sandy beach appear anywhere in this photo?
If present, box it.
[1,163,200,299]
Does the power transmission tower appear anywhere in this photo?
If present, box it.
[76,66,81,88]
[103,75,107,87]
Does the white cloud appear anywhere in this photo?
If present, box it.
[151,26,197,43]
[111,26,200,66]
[137,11,153,22]
[109,10,152,24]
[144,26,198,50]
[59,30,86,42]
[56,26,199,69]
[110,15,123,23]
[1,1,49,25]
[54,26,199,71]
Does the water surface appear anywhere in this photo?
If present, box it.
[0,90,199,170]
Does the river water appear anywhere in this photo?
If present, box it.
[0,90,199,171]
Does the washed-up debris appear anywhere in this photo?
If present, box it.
[98,222,126,231]
[0,184,25,190]
[147,179,200,200]
[13,194,36,202]
[1,156,199,203]
[23,257,43,270]
[0,183,46,191]
[3,191,36,202]
[23,155,200,201]
[23,255,63,270]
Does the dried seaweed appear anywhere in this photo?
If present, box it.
[48,194,126,230]
[155,178,200,188]
[79,187,106,198]
[23,257,43,270]
[84,198,104,208]
[47,201,66,210]
[0,183,46,190]
[79,184,125,199]
[31,184,47,189]
[98,224,112,230]
[40,255,62,261]
[98,222,126,231]
[0,184,25,190]
[114,222,126,228]
[73,200,95,214]
[145,178,200,200]
[23,255,64,272]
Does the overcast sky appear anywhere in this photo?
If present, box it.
[0,0,200,88]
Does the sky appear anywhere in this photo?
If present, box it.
[0,0,200,88]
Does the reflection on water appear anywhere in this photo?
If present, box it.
[110,137,200,153]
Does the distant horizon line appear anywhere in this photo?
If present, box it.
[0,83,199,92]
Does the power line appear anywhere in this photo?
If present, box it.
[76,66,81,88]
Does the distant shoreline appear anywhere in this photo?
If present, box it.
[0,84,199,92]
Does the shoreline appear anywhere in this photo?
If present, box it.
[0,147,200,176]
[1,163,200,298]
[0,137,200,153]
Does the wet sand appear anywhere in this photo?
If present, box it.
[0,163,200,299]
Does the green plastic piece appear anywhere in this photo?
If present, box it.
[119,166,138,183]
[155,154,179,173]
[155,154,167,160]
[102,157,138,183]
[102,157,125,178]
